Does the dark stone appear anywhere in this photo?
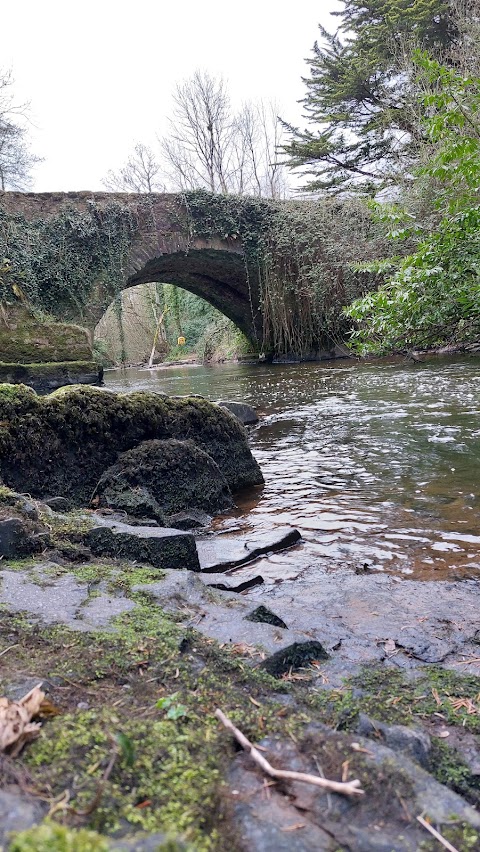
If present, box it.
[86,520,200,572]
[246,605,288,629]
[43,496,72,512]
[96,439,233,518]
[0,516,47,558]
[167,510,212,530]
[356,713,432,768]
[217,400,259,425]
[259,641,329,678]
[0,360,101,393]
[207,575,264,593]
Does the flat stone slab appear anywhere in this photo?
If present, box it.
[196,527,301,573]
[133,566,480,680]
[0,567,88,624]
[0,563,136,632]
[86,517,200,572]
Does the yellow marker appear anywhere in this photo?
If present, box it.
[177,336,186,346]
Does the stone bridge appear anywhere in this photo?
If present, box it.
[0,191,263,345]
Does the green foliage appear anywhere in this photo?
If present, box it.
[282,0,457,194]
[345,53,480,352]
[156,692,189,720]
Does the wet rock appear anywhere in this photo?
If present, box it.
[133,571,312,657]
[356,713,431,768]
[217,400,259,425]
[260,640,329,678]
[246,605,288,629]
[95,439,233,519]
[0,788,47,847]
[197,527,301,573]
[86,519,200,572]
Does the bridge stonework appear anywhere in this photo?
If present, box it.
[0,191,263,345]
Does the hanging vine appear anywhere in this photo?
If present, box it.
[0,202,138,322]
[182,190,388,355]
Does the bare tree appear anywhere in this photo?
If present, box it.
[160,70,235,193]
[103,142,165,193]
[159,70,288,198]
[234,100,287,199]
[0,69,40,191]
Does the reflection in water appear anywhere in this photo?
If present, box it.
[105,357,480,581]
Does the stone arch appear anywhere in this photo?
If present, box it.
[122,239,261,344]
[0,191,264,346]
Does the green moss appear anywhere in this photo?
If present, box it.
[0,577,296,850]
[419,821,479,850]
[9,823,110,852]
[430,740,480,806]
[311,664,480,734]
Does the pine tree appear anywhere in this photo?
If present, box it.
[282,0,458,195]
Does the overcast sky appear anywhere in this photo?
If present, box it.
[3,1,339,192]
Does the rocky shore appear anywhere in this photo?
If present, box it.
[0,385,480,851]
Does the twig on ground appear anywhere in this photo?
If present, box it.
[0,644,19,658]
[69,746,119,818]
[215,709,364,797]
[416,815,460,852]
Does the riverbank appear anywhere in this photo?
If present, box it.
[1,368,480,850]
[1,537,480,851]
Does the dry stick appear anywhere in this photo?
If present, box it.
[416,816,460,852]
[215,709,364,797]
[0,644,19,658]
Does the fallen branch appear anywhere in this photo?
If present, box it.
[215,709,364,797]
[417,815,460,852]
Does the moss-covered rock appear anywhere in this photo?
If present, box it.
[0,360,101,393]
[0,304,92,364]
[96,439,233,519]
[0,385,263,505]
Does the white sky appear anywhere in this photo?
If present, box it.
[3,0,339,192]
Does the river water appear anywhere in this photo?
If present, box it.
[105,356,480,582]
